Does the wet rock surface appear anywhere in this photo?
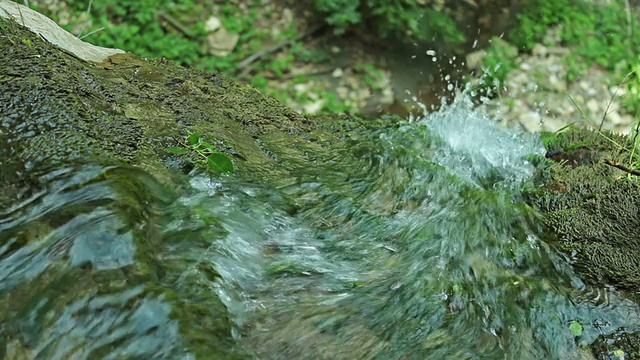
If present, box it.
[528,128,640,359]
[3,3,640,359]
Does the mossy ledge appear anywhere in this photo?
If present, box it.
[0,11,375,207]
[528,128,640,358]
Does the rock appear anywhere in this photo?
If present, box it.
[519,111,542,132]
[204,16,222,32]
[303,99,325,114]
[206,26,239,57]
[465,50,485,71]
[586,98,600,114]
[0,0,124,62]
[532,43,548,57]
[0,8,376,358]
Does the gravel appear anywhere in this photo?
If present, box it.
[474,33,636,134]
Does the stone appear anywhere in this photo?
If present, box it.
[206,26,239,57]
[204,16,222,32]
[465,50,485,71]
[0,0,124,62]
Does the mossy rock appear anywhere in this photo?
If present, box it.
[529,128,640,357]
[0,5,372,208]
[592,330,639,360]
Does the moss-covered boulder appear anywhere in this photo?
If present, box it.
[0,0,367,205]
[532,129,640,291]
[529,128,640,358]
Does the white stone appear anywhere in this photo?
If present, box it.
[465,50,485,70]
[607,111,634,126]
[532,44,548,57]
[519,111,542,133]
[293,83,309,95]
[204,16,222,32]
[586,98,600,114]
[0,0,124,62]
[206,27,239,57]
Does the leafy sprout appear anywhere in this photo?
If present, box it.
[167,132,234,174]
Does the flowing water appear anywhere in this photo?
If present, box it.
[2,93,640,359]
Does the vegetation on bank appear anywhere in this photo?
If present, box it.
[313,0,464,44]
[20,0,465,114]
[480,0,640,117]
[16,0,640,119]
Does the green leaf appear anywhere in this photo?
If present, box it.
[166,147,190,154]
[207,157,224,173]
[199,141,217,153]
[569,321,583,336]
[187,132,201,146]
[207,153,234,173]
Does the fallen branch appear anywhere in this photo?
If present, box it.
[602,158,640,176]
[157,11,194,40]
[262,60,351,80]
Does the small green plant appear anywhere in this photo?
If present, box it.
[568,320,583,337]
[166,132,234,174]
[539,122,579,149]
[613,349,626,360]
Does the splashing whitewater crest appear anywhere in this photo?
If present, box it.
[420,93,545,186]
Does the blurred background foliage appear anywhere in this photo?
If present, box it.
[13,0,640,117]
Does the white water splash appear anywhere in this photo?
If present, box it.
[418,93,544,186]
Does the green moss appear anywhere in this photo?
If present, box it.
[531,129,640,288]
[527,128,640,358]
[0,15,362,204]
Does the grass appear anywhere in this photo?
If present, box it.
[478,0,640,120]
[541,73,640,177]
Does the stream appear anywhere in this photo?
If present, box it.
[1,93,639,359]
